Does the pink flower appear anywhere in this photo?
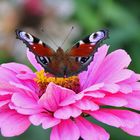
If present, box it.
[1,44,140,140]
[0,63,36,136]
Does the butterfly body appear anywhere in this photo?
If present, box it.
[16,29,109,77]
[41,47,79,77]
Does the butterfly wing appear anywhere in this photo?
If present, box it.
[16,29,109,77]
[65,29,109,76]
[16,29,55,56]
[16,29,55,71]
[67,29,108,56]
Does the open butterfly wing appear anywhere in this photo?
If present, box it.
[67,29,108,57]
[16,29,55,56]
[65,30,109,77]
[67,43,96,57]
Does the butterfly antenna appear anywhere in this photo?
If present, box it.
[60,26,74,47]
[41,28,58,49]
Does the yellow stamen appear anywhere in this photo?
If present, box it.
[34,70,80,94]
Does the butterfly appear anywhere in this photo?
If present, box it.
[16,29,109,77]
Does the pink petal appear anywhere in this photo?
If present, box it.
[0,95,11,107]
[59,94,76,106]
[79,44,109,89]
[89,109,140,128]
[29,113,60,129]
[81,83,104,93]
[98,69,132,84]
[16,73,35,80]
[27,49,43,71]
[1,63,36,91]
[9,103,42,115]
[12,92,39,108]
[11,92,41,115]
[18,79,38,93]
[0,67,20,83]
[94,50,131,83]
[54,105,81,119]
[0,80,21,92]
[94,96,128,107]
[80,83,105,98]
[39,83,76,112]
[50,119,80,140]
[1,62,32,73]
[118,92,140,110]
[75,93,84,100]
[9,81,35,94]
[131,82,140,91]
[0,100,10,107]
[122,118,140,136]
[101,83,120,93]
[75,117,109,140]
[0,109,30,137]
[75,98,99,111]
[84,91,105,98]
[136,74,140,80]
[119,83,132,94]
[120,73,140,83]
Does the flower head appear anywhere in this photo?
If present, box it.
[1,44,140,140]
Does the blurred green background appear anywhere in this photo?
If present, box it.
[0,0,140,140]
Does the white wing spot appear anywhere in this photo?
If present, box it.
[79,40,84,45]
[39,40,42,44]
[20,32,34,43]
[89,31,105,43]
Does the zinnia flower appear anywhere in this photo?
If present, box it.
[1,44,140,140]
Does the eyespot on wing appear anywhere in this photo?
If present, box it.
[16,29,55,56]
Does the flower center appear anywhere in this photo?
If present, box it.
[34,70,80,94]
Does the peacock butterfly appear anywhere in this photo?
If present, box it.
[16,29,109,77]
